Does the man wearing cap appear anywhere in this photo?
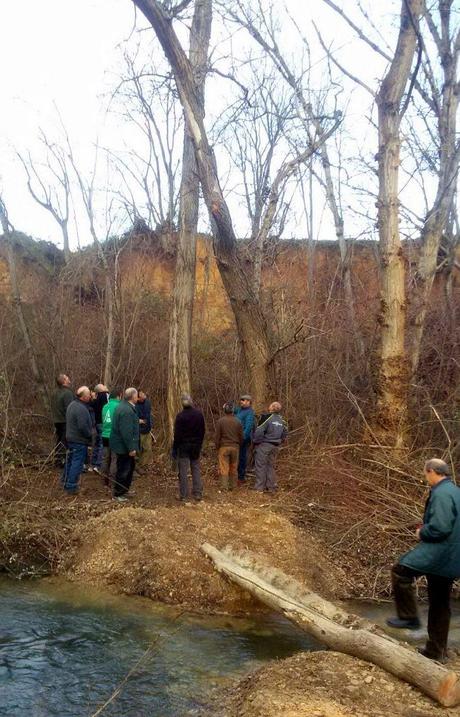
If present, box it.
[172,394,206,501]
[252,402,287,493]
[386,458,460,662]
[234,394,255,484]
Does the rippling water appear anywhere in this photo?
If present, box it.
[0,577,316,716]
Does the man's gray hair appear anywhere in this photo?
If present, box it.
[125,387,138,401]
[76,385,90,398]
[94,383,105,392]
[181,393,193,407]
[269,401,282,413]
[425,458,450,476]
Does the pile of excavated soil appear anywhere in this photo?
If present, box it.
[67,502,346,612]
[219,650,460,717]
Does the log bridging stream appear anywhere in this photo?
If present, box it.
[201,542,460,708]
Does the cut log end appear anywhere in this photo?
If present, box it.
[438,672,460,708]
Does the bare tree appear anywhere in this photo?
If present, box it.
[167,0,212,436]
[320,0,457,442]
[132,0,273,407]
[374,0,423,446]
[132,0,343,408]
[222,0,364,354]
[111,50,183,246]
[17,131,72,262]
[0,196,50,412]
[66,140,118,387]
[410,0,460,375]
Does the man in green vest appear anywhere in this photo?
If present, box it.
[387,458,460,662]
[101,388,122,487]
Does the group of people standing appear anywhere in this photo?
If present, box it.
[51,375,287,502]
[51,375,153,501]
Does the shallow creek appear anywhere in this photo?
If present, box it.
[0,577,316,716]
[2,577,460,716]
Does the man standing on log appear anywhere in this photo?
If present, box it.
[172,394,205,502]
[110,387,139,502]
[387,458,460,662]
[252,402,287,493]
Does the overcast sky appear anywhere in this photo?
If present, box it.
[0,1,428,250]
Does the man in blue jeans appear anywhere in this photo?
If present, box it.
[234,394,255,484]
[62,386,93,495]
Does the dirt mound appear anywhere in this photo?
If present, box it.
[221,650,460,717]
[67,502,346,612]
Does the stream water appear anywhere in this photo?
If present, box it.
[3,576,460,716]
[0,577,317,717]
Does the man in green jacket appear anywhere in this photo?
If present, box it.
[101,388,122,487]
[387,458,460,662]
[109,387,139,501]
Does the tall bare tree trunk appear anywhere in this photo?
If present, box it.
[374,0,422,447]
[167,0,212,437]
[410,4,459,375]
[320,148,364,357]
[103,272,115,387]
[0,199,50,413]
[133,0,272,409]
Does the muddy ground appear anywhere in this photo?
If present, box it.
[215,651,460,717]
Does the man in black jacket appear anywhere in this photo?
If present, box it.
[50,374,73,466]
[62,386,92,494]
[172,394,205,501]
[89,383,109,474]
[136,390,153,470]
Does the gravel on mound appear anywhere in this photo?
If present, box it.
[220,650,460,717]
[67,503,346,611]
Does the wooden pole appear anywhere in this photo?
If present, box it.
[201,543,460,708]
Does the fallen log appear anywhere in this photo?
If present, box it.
[201,542,460,708]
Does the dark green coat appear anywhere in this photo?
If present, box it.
[400,479,460,578]
[51,385,74,423]
[109,400,139,455]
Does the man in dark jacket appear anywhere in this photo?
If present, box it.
[387,459,460,662]
[252,402,287,493]
[172,394,205,501]
[110,387,139,501]
[215,402,243,491]
[51,373,73,466]
[89,383,109,473]
[136,390,153,470]
[62,386,92,494]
